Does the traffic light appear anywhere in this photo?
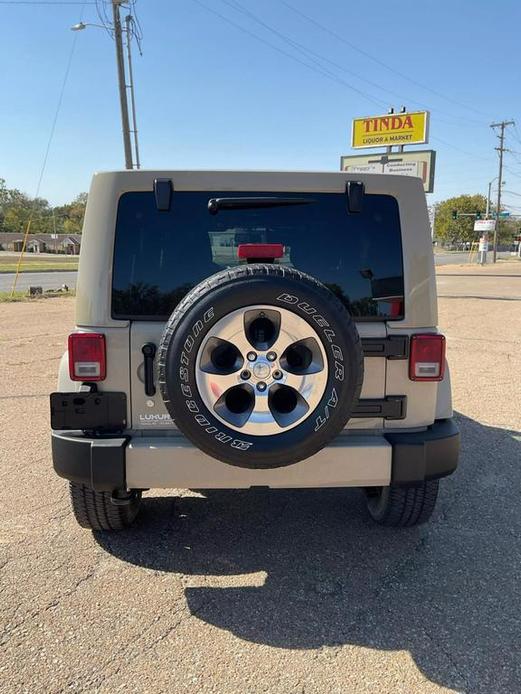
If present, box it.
[452,210,458,220]
[475,211,482,220]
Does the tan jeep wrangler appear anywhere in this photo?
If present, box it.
[50,170,459,531]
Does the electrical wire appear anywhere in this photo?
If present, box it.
[10,2,87,295]
[192,0,497,163]
[191,0,387,108]
[219,0,486,130]
[219,0,405,102]
[280,0,493,121]
[503,165,521,181]
[0,1,93,4]
[95,0,113,37]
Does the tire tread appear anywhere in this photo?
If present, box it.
[367,480,439,527]
[68,482,141,531]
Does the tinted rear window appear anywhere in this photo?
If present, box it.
[112,191,404,320]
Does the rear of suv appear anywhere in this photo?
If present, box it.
[50,170,459,531]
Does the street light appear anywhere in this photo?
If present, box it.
[70,3,140,170]
[70,22,106,31]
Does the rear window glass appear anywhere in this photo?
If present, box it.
[112,191,404,321]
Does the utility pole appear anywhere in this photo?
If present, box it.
[490,120,514,262]
[112,0,133,169]
[125,13,140,169]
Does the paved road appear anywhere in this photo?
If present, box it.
[434,250,512,265]
[0,270,78,292]
[1,265,520,693]
[0,253,515,293]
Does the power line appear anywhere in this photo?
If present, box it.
[504,165,521,181]
[191,0,387,108]
[218,0,485,130]
[0,1,94,4]
[10,2,87,296]
[280,0,492,121]
[219,0,404,102]
[193,0,495,164]
[94,0,113,37]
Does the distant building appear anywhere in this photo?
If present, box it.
[0,232,81,254]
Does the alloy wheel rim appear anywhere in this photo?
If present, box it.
[195,305,329,435]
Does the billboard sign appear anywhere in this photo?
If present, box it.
[340,149,436,193]
[351,111,430,149]
[474,219,496,232]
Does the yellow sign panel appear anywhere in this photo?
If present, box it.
[351,111,429,149]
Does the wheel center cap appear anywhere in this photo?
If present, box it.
[253,362,271,379]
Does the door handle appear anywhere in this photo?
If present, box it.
[141,343,156,396]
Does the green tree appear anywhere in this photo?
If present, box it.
[434,193,514,245]
[0,177,87,234]
[53,192,88,234]
[434,194,487,244]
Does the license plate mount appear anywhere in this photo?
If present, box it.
[50,392,127,432]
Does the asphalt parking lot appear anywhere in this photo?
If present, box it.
[1,263,520,693]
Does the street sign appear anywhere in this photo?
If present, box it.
[340,150,436,193]
[351,111,430,149]
[474,219,496,232]
[479,237,489,252]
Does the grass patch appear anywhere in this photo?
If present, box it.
[0,260,78,273]
[0,289,75,303]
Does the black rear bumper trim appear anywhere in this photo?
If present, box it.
[385,418,460,485]
[52,431,128,492]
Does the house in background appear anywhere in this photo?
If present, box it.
[0,232,82,254]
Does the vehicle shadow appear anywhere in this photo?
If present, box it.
[96,412,521,693]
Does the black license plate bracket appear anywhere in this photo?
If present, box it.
[50,392,127,431]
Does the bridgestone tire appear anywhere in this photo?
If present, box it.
[365,480,440,527]
[68,482,142,531]
[158,264,363,469]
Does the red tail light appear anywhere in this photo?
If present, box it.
[409,334,445,382]
[68,333,106,381]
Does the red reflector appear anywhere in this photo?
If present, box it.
[409,334,445,382]
[68,333,106,381]
[238,243,284,260]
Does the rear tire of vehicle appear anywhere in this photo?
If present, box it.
[68,482,142,531]
[364,480,439,527]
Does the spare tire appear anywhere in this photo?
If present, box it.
[157,265,363,469]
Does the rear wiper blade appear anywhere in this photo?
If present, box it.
[208,196,314,215]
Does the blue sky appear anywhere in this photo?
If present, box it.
[1,0,521,211]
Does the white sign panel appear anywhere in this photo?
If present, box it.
[427,205,436,237]
[474,219,496,232]
[340,149,436,193]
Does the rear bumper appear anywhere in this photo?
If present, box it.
[385,418,460,485]
[51,418,459,491]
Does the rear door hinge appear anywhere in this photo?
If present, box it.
[353,396,407,420]
[361,336,409,360]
